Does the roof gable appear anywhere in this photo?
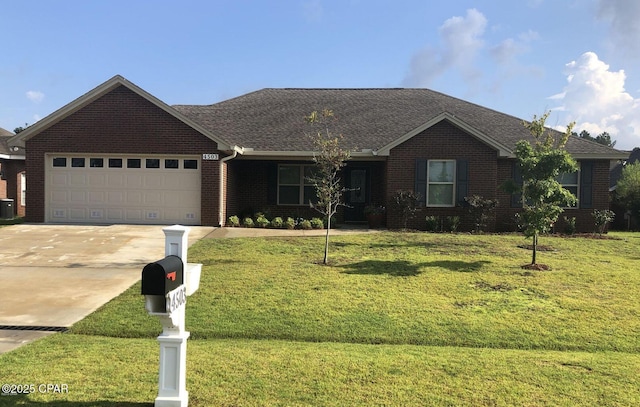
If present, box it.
[10,75,232,150]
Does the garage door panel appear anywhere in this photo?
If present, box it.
[51,190,68,204]
[106,208,124,221]
[70,191,87,204]
[51,174,68,186]
[126,174,143,189]
[106,191,124,204]
[70,173,87,186]
[88,173,107,187]
[144,174,164,189]
[88,191,105,203]
[106,173,125,188]
[144,190,163,204]
[127,191,143,204]
[46,155,201,225]
[69,208,87,221]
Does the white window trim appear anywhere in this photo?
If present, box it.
[426,159,456,207]
[20,172,26,207]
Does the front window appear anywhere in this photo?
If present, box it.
[558,171,579,208]
[427,160,456,207]
[278,165,317,205]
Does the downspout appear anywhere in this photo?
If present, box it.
[218,146,241,226]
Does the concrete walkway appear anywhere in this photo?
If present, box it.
[0,224,214,354]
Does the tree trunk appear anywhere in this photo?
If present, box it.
[532,232,538,265]
[324,215,331,265]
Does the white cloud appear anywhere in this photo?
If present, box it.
[26,90,44,103]
[551,52,640,149]
[403,8,487,87]
[597,0,640,59]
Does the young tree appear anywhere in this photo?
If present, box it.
[305,109,351,265]
[616,161,640,224]
[514,112,578,267]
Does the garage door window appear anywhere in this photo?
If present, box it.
[184,160,198,169]
[146,159,160,169]
[165,159,179,169]
[53,157,67,167]
[72,158,85,168]
[109,158,123,168]
[90,158,104,168]
[127,159,141,168]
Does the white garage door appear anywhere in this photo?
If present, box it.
[45,155,201,225]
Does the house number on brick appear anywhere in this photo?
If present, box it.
[202,153,219,160]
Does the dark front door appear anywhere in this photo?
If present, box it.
[344,167,369,222]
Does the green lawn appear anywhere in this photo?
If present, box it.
[1,232,639,406]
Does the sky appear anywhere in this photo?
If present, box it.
[2,0,640,150]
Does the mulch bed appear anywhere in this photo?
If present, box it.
[521,263,552,271]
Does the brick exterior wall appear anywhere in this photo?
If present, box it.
[24,85,223,225]
[0,160,26,218]
[386,121,498,231]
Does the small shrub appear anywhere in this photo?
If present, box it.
[465,195,498,233]
[592,209,615,236]
[425,215,439,232]
[393,190,421,230]
[284,217,296,230]
[299,219,312,230]
[255,214,270,228]
[227,215,240,227]
[271,217,284,228]
[563,216,576,235]
[311,217,324,229]
[446,215,460,232]
[242,217,254,228]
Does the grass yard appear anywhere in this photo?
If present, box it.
[1,231,639,406]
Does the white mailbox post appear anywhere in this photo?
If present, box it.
[141,225,202,407]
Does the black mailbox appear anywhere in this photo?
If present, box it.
[142,255,184,296]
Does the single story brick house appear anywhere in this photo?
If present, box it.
[8,75,627,231]
[0,127,26,218]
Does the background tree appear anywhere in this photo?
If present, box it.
[514,112,578,267]
[572,129,616,148]
[616,161,640,226]
[305,109,351,265]
[13,123,28,134]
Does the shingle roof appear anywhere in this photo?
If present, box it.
[0,127,14,155]
[173,88,626,158]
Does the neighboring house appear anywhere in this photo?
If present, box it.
[610,147,640,230]
[9,75,628,231]
[0,127,26,218]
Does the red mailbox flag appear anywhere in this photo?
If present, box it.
[166,271,177,281]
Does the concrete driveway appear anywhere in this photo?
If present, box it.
[0,224,214,354]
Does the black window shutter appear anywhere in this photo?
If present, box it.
[580,161,594,209]
[267,163,278,205]
[511,161,523,207]
[415,159,427,205]
[456,159,469,206]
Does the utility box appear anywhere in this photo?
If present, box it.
[142,255,185,314]
[0,199,14,219]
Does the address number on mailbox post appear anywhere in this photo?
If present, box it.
[166,285,187,313]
